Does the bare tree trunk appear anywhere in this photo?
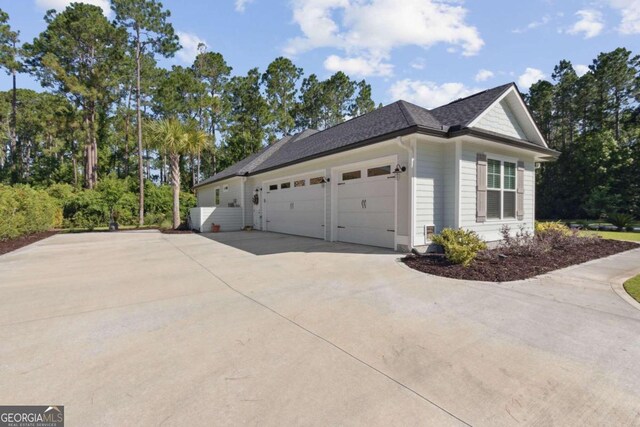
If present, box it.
[170,153,180,229]
[10,61,17,178]
[136,26,145,226]
[124,84,133,176]
[197,151,201,183]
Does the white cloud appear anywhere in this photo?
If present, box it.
[474,69,494,82]
[410,57,426,70]
[518,67,545,89]
[35,0,111,15]
[574,64,590,77]
[285,0,484,77]
[512,15,551,33]
[324,54,393,77]
[608,0,640,34]
[176,31,207,64]
[567,9,604,38]
[389,79,481,109]
[235,0,253,13]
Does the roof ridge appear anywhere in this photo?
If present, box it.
[437,82,514,108]
[394,100,417,127]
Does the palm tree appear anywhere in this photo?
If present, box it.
[146,119,208,229]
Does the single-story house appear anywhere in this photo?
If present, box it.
[191,82,559,251]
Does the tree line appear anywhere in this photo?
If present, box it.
[0,2,376,226]
[526,47,639,220]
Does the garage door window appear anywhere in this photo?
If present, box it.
[294,179,305,187]
[367,165,391,177]
[281,182,291,189]
[269,184,277,191]
[342,170,361,181]
[310,177,323,185]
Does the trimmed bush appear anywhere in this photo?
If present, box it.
[0,184,61,240]
[432,228,487,267]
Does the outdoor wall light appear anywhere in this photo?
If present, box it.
[321,177,330,183]
[393,164,407,174]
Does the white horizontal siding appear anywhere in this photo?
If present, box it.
[189,207,243,232]
[475,99,527,140]
[196,178,242,208]
[459,141,536,241]
[415,141,446,244]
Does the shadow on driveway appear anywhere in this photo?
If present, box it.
[197,230,397,256]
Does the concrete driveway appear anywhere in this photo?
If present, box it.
[1,231,640,426]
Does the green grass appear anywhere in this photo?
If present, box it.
[624,274,640,303]
[580,230,640,242]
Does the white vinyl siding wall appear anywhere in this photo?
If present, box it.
[475,99,528,140]
[415,140,449,244]
[189,207,243,232]
[196,178,242,208]
[458,141,535,241]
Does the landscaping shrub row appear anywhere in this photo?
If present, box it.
[0,185,62,240]
[0,177,196,240]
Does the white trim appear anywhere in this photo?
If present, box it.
[410,139,416,249]
[240,177,246,228]
[454,140,462,229]
[467,86,548,148]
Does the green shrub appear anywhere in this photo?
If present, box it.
[63,189,108,230]
[535,221,572,236]
[432,228,487,267]
[608,213,635,231]
[0,184,61,240]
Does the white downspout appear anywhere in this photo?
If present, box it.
[397,136,415,250]
[240,177,246,229]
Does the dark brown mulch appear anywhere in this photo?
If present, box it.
[402,239,639,282]
[0,231,59,256]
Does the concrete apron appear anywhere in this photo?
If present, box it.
[1,230,639,426]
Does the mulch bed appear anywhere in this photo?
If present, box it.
[402,239,639,282]
[0,231,58,256]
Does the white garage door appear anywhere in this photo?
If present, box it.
[336,164,395,249]
[264,175,325,239]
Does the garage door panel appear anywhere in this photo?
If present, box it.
[265,180,325,239]
[336,176,395,249]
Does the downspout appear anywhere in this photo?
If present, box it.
[241,177,246,229]
[396,136,415,250]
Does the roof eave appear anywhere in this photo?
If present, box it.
[448,128,560,158]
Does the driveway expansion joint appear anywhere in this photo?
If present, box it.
[163,236,472,426]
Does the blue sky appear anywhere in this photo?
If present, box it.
[1,0,638,108]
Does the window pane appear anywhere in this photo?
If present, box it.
[503,192,516,218]
[504,162,516,190]
[488,159,501,189]
[215,189,220,205]
[294,179,305,187]
[269,184,277,191]
[280,182,291,189]
[367,165,391,177]
[342,170,361,180]
[487,190,501,219]
[310,177,323,185]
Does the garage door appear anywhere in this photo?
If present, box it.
[264,175,325,239]
[336,164,395,249]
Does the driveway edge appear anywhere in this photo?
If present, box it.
[611,277,640,312]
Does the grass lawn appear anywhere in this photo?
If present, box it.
[624,275,640,303]
[581,230,640,242]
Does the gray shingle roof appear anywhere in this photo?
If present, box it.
[196,82,556,187]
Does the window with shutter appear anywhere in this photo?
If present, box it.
[485,158,519,220]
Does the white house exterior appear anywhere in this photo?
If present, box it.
[191,83,559,251]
